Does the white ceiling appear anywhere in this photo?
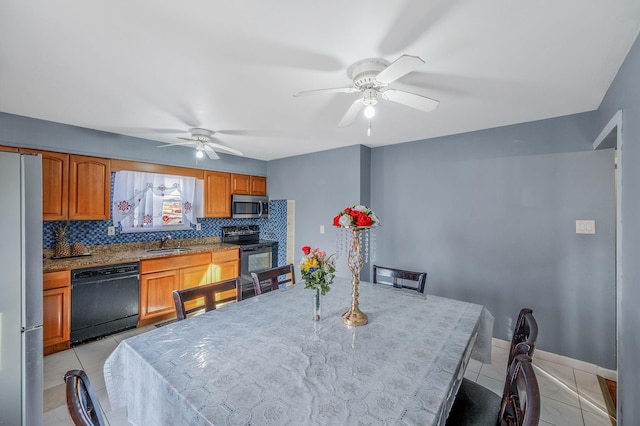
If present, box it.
[1,1,639,161]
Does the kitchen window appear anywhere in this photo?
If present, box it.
[112,171,203,233]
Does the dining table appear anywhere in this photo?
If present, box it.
[104,279,494,425]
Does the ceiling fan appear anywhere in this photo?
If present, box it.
[158,128,244,160]
[295,54,439,128]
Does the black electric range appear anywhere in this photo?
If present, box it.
[222,226,278,298]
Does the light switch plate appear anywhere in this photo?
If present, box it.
[576,220,595,234]
[196,223,202,231]
[107,226,115,236]
[320,225,325,234]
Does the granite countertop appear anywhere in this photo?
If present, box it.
[43,237,240,272]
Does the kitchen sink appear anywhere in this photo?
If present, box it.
[145,247,193,254]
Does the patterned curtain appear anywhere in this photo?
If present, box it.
[112,171,197,229]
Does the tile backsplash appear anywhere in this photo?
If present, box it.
[43,199,289,266]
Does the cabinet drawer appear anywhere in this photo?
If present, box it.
[212,248,239,264]
[43,270,71,290]
[141,252,212,274]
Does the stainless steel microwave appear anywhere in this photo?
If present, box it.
[231,194,269,219]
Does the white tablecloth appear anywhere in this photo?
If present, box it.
[104,280,494,425]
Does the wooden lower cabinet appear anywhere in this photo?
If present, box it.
[43,270,71,355]
[211,248,240,283]
[139,249,240,323]
[181,264,212,288]
[211,248,240,302]
[139,269,179,320]
[180,264,212,311]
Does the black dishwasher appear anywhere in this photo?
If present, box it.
[71,262,140,344]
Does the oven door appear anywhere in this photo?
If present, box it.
[240,245,273,298]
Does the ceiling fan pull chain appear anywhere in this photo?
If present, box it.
[368,119,372,136]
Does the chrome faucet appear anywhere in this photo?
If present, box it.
[160,234,172,249]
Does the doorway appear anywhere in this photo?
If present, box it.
[593,109,622,421]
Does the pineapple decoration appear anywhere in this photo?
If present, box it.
[53,223,71,258]
[71,242,86,256]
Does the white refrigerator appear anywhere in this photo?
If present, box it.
[0,151,43,425]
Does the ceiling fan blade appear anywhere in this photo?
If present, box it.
[294,87,359,97]
[178,136,199,142]
[338,98,364,128]
[157,141,196,148]
[375,55,425,85]
[381,89,439,112]
[203,145,220,160]
[208,141,244,156]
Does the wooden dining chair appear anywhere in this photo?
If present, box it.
[372,264,427,293]
[445,344,540,426]
[498,352,541,426]
[250,264,295,295]
[445,308,539,425]
[64,369,106,426]
[508,308,538,368]
[451,308,538,414]
[172,277,241,321]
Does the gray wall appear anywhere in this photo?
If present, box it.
[267,145,369,280]
[597,32,640,424]
[0,112,267,175]
[268,112,617,369]
[370,114,615,369]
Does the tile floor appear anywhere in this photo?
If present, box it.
[43,325,615,426]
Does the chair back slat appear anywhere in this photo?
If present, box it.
[172,277,241,321]
[372,265,427,293]
[251,264,295,295]
[64,369,106,426]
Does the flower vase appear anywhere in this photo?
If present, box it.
[341,227,368,326]
[313,288,322,321]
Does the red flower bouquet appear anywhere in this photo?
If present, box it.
[333,205,380,228]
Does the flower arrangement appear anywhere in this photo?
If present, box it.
[299,246,336,295]
[333,205,380,228]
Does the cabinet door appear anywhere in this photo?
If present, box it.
[42,152,69,221]
[212,248,240,280]
[43,286,70,349]
[250,176,267,196]
[204,171,231,217]
[211,260,239,282]
[68,155,111,220]
[231,174,251,194]
[212,260,240,302]
[139,270,179,321]
[180,264,212,289]
[180,264,213,311]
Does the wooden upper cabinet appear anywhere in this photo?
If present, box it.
[204,171,231,218]
[250,176,267,196]
[68,155,111,220]
[231,174,251,194]
[41,152,69,221]
[231,174,267,196]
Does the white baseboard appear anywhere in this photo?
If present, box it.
[492,338,617,381]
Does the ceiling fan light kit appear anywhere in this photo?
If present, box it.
[295,54,440,131]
